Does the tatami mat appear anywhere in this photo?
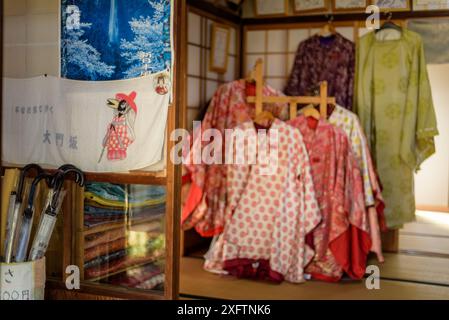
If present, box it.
[180,257,449,300]
[402,212,449,238]
[399,234,449,256]
[368,253,449,286]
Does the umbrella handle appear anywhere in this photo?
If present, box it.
[26,173,53,210]
[16,164,44,202]
[51,167,85,209]
[57,164,84,185]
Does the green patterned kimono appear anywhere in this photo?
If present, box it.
[354,29,438,229]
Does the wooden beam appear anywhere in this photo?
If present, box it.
[187,0,240,25]
[243,10,449,26]
[247,95,336,105]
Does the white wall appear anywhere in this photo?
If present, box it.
[3,0,59,78]
[415,64,449,209]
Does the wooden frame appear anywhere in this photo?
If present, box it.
[254,0,289,17]
[412,0,449,11]
[293,0,329,14]
[371,0,411,12]
[209,23,231,73]
[247,59,335,119]
[332,0,369,12]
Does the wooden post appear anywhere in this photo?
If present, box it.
[319,81,328,119]
[382,230,400,253]
[289,100,297,120]
[255,59,264,116]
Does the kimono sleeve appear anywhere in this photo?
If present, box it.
[414,39,439,170]
[296,140,321,236]
[285,42,306,96]
[181,86,222,225]
[346,44,355,111]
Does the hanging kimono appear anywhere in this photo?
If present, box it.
[285,33,355,109]
[217,119,321,283]
[182,80,288,237]
[288,115,370,281]
[355,29,439,229]
[329,105,387,228]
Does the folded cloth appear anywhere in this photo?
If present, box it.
[134,274,165,290]
[84,249,128,270]
[85,238,127,262]
[84,192,166,209]
[84,207,165,227]
[84,213,163,228]
[84,228,127,250]
[84,234,165,269]
[85,182,166,204]
[84,202,166,216]
[105,262,163,287]
[84,251,164,280]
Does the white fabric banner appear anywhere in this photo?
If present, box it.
[2,74,170,172]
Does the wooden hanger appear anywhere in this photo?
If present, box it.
[319,15,336,37]
[254,110,275,126]
[246,60,336,121]
[245,58,264,84]
[300,104,321,120]
[376,11,402,33]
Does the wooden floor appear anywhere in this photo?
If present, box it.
[180,211,449,300]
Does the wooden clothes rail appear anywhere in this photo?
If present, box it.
[246,59,336,119]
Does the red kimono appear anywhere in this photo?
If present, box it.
[288,115,371,281]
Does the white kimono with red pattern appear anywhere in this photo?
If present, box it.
[205,119,321,283]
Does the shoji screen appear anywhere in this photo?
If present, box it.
[186,8,240,130]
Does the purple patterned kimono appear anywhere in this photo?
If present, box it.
[285,33,355,110]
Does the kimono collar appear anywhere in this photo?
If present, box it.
[312,32,344,49]
[289,114,330,144]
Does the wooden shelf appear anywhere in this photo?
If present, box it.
[1,165,167,185]
[242,10,449,25]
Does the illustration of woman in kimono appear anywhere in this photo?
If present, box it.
[99,91,138,162]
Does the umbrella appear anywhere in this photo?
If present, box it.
[15,173,53,262]
[3,164,43,263]
[29,166,84,261]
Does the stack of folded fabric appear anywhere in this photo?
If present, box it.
[84,183,166,228]
[84,232,165,280]
[105,262,165,290]
[83,183,167,284]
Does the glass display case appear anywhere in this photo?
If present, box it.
[76,182,167,293]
